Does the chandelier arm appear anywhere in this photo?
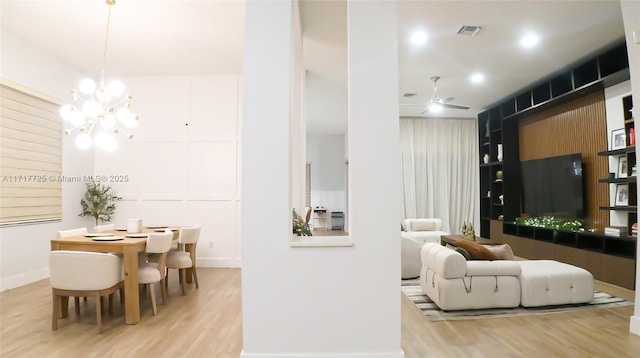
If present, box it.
[100,1,114,89]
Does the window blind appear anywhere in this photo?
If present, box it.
[0,80,62,226]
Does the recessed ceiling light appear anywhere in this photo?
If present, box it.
[470,73,485,84]
[520,34,540,48]
[410,31,428,45]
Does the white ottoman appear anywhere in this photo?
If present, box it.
[518,260,594,307]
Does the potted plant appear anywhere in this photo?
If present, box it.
[79,182,122,226]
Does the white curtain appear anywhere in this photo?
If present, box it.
[400,118,479,234]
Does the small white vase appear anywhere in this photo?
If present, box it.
[483,153,490,164]
[497,144,503,162]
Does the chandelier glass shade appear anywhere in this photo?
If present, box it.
[60,0,137,152]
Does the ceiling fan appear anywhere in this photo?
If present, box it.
[402,76,470,114]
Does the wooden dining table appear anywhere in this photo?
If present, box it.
[50,227,179,325]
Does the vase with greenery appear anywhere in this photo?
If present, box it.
[79,182,122,226]
[292,208,312,236]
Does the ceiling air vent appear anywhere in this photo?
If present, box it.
[403,93,417,97]
[457,25,481,36]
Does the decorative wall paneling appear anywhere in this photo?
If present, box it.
[519,90,609,231]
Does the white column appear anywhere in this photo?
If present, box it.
[241,0,403,356]
[621,0,640,336]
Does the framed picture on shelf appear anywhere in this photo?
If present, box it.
[611,128,626,150]
[615,184,629,206]
[617,156,628,178]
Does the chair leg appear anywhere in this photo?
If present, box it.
[74,297,81,317]
[149,283,158,316]
[95,293,102,334]
[120,288,125,304]
[100,296,105,315]
[180,269,186,296]
[108,294,114,315]
[164,270,169,290]
[160,279,168,305]
[191,266,199,289]
[52,291,59,331]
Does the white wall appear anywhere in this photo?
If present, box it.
[307,134,347,223]
[0,30,94,291]
[94,75,243,267]
[307,134,346,191]
[241,1,403,356]
[620,0,640,336]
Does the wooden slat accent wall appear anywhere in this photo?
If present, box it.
[519,90,608,231]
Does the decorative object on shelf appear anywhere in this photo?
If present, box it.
[485,120,490,137]
[615,184,629,206]
[632,165,637,176]
[611,128,626,150]
[515,216,587,232]
[498,215,504,221]
[497,144,503,162]
[617,155,628,178]
[483,153,490,164]
[496,170,503,181]
[487,190,491,197]
[79,182,122,226]
[292,209,312,236]
[59,0,138,152]
[499,195,504,205]
[461,221,475,241]
[630,128,635,146]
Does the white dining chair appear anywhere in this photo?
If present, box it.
[55,227,89,308]
[94,223,115,232]
[138,231,173,315]
[50,250,124,333]
[166,225,201,295]
[56,227,88,239]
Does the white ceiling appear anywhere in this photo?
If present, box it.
[1,0,627,122]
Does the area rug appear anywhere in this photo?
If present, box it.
[401,279,633,321]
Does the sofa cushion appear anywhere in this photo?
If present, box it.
[403,218,443,231]
[482,243,515,260]
[411,220,436,231]
[452,240,500,261]
[421,243,467,279]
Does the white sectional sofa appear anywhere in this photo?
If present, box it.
[419,243,595,310]
[419,243,522,310]
[401,218,449,279]
[401,218,448,246]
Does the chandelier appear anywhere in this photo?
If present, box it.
[59,0,138,152]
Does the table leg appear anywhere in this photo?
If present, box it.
[123,246,140,324]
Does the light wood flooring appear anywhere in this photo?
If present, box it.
[1,268,639,357]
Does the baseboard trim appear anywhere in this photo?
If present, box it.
[197,258,241,268]
[0,267,49,292]
[240,350,404,358]
[630,315,640,336]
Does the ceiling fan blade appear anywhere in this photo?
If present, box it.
[442,103,470,110]
[442,97,455,103]
[400,104,427,106]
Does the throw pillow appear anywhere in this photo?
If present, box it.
[411,220,436,231]
[453,247,471,260]
[452,240,501,261]
[481,243,515,260]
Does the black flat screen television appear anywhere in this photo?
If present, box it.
[520,153,584,219]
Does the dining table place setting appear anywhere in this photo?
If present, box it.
[84,232,124,241]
